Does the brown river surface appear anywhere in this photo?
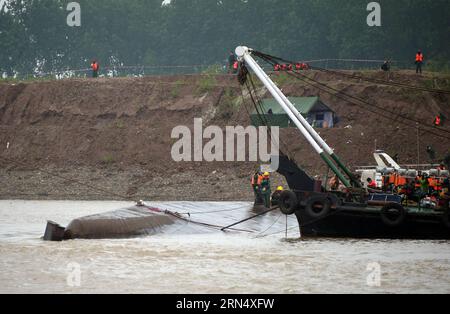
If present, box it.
[0,200,449,294]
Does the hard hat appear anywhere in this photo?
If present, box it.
[277,186,284,191]
[264,172,270,177]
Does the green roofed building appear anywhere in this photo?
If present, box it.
[251,97,336,129]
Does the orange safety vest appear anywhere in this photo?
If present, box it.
[416,53,424,62]
[389,174,396,184]
[251,174,263,186]
[91,63,99,71]
[397,176,407,186]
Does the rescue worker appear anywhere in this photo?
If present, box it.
[228,52,237,74]
[91,60,99,78]
[260,172,272,208]
[328,175,340,191]
[428,176,439,195]
[271,186,284,207]
[415,50,424,74]
[367,178,377,189]
[251,171,263,206]
[232,61,239,74]
[434,115,442,126]
[419,174,430,197]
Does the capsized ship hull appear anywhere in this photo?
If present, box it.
[43,202,299,241]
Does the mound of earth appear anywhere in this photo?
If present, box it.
[0,71,449,200]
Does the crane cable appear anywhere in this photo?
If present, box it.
[312,66,450,95]
[252,50,450,95]
[251,51,450,142]
[285,70,450,141]
[239,66,296,160]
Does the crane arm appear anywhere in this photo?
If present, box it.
[236,46,360,188]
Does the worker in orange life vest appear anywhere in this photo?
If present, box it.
[415,50,424,74]
[228,52,237,74]
[260,172,272,208]
[251,171,264,206]
[91,60,99,78]
[434,115,441,126]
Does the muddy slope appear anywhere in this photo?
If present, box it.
[0,71,449,200]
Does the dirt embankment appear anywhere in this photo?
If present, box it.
[0,71,449,201]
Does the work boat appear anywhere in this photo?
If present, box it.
[235,46,450,239]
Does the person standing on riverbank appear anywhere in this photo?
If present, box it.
[415,50,424,74]
[91,60,100,78]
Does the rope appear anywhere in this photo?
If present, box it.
[165,210,254,233]
[251,51,450,141]
[220,206,279,231]
[252,50,450,95]
[176,204,252,216]
[240,67,295,160]
[256,206,347,238]
[312,66,450,95]
[286,70,450,141]
[254,212,283,237]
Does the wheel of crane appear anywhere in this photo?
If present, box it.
[279,191,298,215]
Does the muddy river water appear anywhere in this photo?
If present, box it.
[0,200,449,294]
